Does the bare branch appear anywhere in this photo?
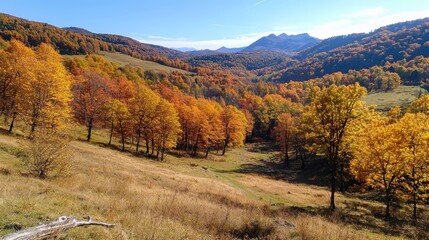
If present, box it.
[1,216,115,240]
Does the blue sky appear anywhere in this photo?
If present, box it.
[1,0,429,50]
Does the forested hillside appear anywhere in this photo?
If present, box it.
[277,18,429,81]
[1,11,429,240]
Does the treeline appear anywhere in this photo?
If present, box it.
[185,51,298,77]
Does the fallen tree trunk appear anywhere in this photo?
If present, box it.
[1,216,114,240]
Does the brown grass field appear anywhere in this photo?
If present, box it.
[0,122,427,239]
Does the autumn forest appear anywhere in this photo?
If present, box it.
[0,12,429,240]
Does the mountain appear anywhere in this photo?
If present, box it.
[242,33,321,54]
[174,47,197,52]
[216,46,245,53]
[276,17,429,82]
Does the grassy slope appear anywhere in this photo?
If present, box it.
[363,85,427,111]
[1,127,422,239]
[64,51,194,75]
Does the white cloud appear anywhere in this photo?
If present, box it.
[307,8,429,39]
[350,6,386,17]
[254,0,268,6]
[138,31,284,50]
[137,8,429,49]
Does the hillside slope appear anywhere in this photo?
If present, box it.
[0,131,423,239]
[278,18,429,82]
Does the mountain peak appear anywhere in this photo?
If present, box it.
[243,32,321,54]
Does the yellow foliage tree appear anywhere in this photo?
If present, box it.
[407,95,429,115]
[0,40,37,132]
[129,83,160,153]
[395,113,429,220]
[21,43,72,133]
[105,99,132,151]
[350,119,404,219]
[220,105,247,155]
[153,99,181,161]
[300,83,367,211]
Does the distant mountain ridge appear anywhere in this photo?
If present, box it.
[242,33,321,54]
[216,46,245,53]
[2,12,429,82]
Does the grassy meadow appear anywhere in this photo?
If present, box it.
[0,122,427,239]
[64,51,194,75]
[363,85,427,111]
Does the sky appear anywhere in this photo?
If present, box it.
[1,0,429,50]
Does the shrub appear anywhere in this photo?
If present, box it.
[23,130,71,178]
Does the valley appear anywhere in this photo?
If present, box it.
[0,3,429,239]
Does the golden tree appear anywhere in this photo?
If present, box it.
[300,83,367,211]
[274,113,296,167]
[396,113,429,220]
[129,83,160,153]
[407,95,429,115]
[153,99,181,161]
[220,105,247,155]
[106,99,132,151]
[21,43,72,133]
[0,40,37,132]
[350,119,404,219]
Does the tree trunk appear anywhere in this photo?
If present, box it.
[339,164,345,193]
[161,148,165,161]
[8,112,16,133]
[193,135,199,156]
[108,122,114,145]
[329,167,336,212]
[413,191,417,220]
[121,136,125,151]
[151,137,155,156]
[145,133,149,154]
[136,130,141,153]
[222,139,228,156]
[86,117,93,141]
[2,216,114,240]
[205,146,210,158]
[385,191,391,220]
[185,129,189,151]
[284,142,289,168]
[300,151,305,170]
[30,123,36,134]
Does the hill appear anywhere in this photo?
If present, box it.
[0,13,192,71]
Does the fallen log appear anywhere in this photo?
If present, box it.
[1,216,115,240]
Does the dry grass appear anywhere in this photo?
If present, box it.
[0,130,419,239]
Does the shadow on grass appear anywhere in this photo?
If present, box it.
[275,202,428,239]
[217,143,331,187]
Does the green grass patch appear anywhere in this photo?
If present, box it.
[363,85,427,111]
